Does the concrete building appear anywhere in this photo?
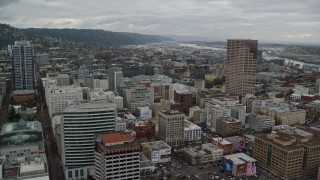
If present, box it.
[124,86,154,107]
[46,85,83,117]
[184,120,201,142]
[221,153,257,177]
[93,79,108,91]
[94,132,140,180]
[12,41,36,91]
[150,99,171,118]
[158,110,185,146]
[202,143,224,164]
[211,137,233,155]
[260,106,306,125]
[225,39,257,96]
[174,89,193,115]
[253,129,320,179]
[189,106,206,124]
[231,104,246,126]
[115,117,127,131]
[1,154,49,180]
[205,101,231,132]
[216,116,242,137]
[141,141,171,163]
[247,113,275,132]
[56,74,70,86]
[61,100,117,180]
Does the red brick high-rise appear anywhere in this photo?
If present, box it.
[174,90,193,115]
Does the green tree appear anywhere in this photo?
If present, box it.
[188,116,196,123]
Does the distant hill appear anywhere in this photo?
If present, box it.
[0,24,172,48]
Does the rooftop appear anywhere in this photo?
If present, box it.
[141,140,171,151]
[160,110,184,116]
[64,100,117,113]
[0,131,43,147]
[184,120,201,130]
[1,120,43,135]
[223,153,257,165]
[219,116,240,123]
[98,131,136,145]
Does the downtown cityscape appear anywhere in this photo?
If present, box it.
[0,1,320,180]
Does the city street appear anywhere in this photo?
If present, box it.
[38,81,65,180]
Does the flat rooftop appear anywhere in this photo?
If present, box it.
[141,141,171,151]
[224,153,257,165]
[160,110,184,116]
[64,100,117,113]
[99,132,136,145]
[1,120,42,135]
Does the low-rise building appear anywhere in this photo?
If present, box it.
[202,143,224,164]
[221,153,257,177]
[141,141,171,164]
[216,116,242,137]
[184,120,201,142]
[260,106,306,125]
[130,121,156,141]
[211,137,233,155]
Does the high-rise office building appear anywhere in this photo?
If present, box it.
[12,41,36,90]
[81,55,94,74]
[77,64,90,79]
[158,110,185,146]
[225,39,257,96]
[94,132,140,180]
[61,100,117,180]
[108,67,123,92]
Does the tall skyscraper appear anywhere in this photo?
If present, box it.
[81,55,94,74]
[12,41,36,90]
[225,39,257,96]
[61,100,117,180]
[108,67,123,92]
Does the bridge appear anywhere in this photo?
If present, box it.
[279,47,320,62]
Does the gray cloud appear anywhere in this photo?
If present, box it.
[1,0,319,44]
[0,0,19,7]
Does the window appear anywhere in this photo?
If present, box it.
[75,170,79,177]
[80,169,84,176]
[68,171,72,179]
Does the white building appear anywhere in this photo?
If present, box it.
[61,100,117,180]
[114,96,123,108]
[141,141,171,163]
[159,110,185,146]
[89,89,123,108]
[202,143,224,162]
[205,101,231,132]
[94,132,140,180]
[46,85,83,117]
[115,117,127,131]
[93,79,108,91]
[184,120,201,142]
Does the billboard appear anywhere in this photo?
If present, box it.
[230,137,246,151]
[151,151,159,163]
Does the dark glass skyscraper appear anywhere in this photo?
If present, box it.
[12,41,35,90]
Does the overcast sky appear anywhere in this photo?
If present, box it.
[1,0,319,44]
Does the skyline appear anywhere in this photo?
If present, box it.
[1,0,320,44]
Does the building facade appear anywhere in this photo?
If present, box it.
[12,41,35,91]
[141,141,171,164]
[61,100,117,180]
[174,90,193,115]
[184,120,202,142]
[158,110,185,146]
[216,117,242,137]
[225,39,257,96]
[94,132,140,180]
[253,130,320,179]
